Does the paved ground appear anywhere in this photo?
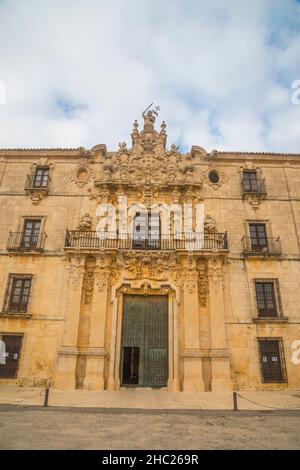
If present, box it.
[0,406,300,450]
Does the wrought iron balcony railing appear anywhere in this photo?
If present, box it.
[7,231,47,252]
[242,236,281,256]
[242,178,266,196]
[65,230,229,251]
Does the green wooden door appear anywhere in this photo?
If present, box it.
[121,295,168,387]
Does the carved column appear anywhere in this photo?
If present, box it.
[182,257,205,392]
[83,258,110,390]
[55,256,85,389]
[207,256,232,392]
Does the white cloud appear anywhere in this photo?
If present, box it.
[0,0,299,152]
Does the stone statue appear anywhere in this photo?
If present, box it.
[78,213,92,231]
[118,141,127,152]
[142,110,156,131]
[204,215,217,233]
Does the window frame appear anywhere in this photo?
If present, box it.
[255,279,280,318]
[132,211,161,249]
[20,219,42,249]
[243,170,259,192]
[249,223,268,251]
[2,274,33,314]
[258,337,287,383]
[33,166,50,188]
[0,333,24,379]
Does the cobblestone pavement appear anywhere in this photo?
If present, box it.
[0,406,300,450]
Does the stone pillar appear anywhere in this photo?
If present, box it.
[207,256,232,392]
[166,290,180,392]
[55,256,85,389]
[182,257,205,392]
[83,261,109,390]
[107,292,119,391]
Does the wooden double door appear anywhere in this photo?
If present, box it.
[121,295,168,388]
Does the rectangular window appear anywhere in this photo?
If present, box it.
[243,171,258,192]
[33,166,49,188]
[0,334,23,378]
[255,280,277,317]
[21,219,41,249]
[249,223,268,251]
[258,338,286,383]
[132,212,160,249]
[3,274,33,313]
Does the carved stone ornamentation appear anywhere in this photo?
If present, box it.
[183,256,198,293]
[184,268,198,293]
[89,109,200,192]
[197,261,208,307]
[204,215,217,233]
[88,186,113,204]
[115,251,178,281]
[29,192,46,206]
[94,267,110,292]
[246,193,265,210]
[71,164,95,188]
[68,265,85,291]
[207,256,224,287]
[25,162,54,205]
[205,166,228,190]
[77,213,93,231]
[83,261,95,304]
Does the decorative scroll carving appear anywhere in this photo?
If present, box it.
[182,255,197,293]
[197,260,208,306]
[83,258,96,304]
[207,256,224,286]
[29,192,45,205]
[71,164,95,187]
[89,111,202,191]
[115,251,178,281]
[184,269,198,293]
[246,194,265,210]
[204,166,228,190]
[69,265,85,291]
[94,267,110,292]
[88,186,114,204]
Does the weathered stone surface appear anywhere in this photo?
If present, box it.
[0,112,300,393]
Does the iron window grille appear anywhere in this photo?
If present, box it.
[258,338,287,383]
[2,274,33,313]
[254,279,283,318]
[0,333,23,378]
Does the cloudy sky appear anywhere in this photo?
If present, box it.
[0,0,299,152]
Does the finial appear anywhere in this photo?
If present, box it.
[133,120,139,132]
[160,120,166,133]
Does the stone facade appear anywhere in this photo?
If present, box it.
[0,111,300,392]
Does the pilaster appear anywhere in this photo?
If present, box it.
[207,256,232,392]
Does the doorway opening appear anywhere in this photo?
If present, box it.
[120,295,168,388]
